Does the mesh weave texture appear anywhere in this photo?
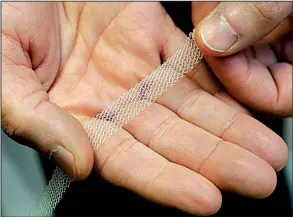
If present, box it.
[29,31,203,216]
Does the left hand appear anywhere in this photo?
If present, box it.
[2,2,288,215]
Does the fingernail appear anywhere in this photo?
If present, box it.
[200,13,238,52]
[50,144,76,180]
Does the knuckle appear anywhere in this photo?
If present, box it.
[2,113,23,139]
[1,102,28,146]
[149,115,179,148]
[250,2,289,22]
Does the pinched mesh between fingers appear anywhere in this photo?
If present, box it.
[29,32,203,216]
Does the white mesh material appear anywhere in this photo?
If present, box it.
[29,31,203,216]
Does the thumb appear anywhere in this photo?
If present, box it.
[193,2,292,56]
[2,67,94,181]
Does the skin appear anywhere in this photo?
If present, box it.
[1,2,289,215]
[193,2,292,117]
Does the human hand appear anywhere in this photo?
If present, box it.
[192,2,292,117]
[2,2,288,215]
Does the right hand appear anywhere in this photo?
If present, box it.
[2,2,288,215]
[192,2,292,117]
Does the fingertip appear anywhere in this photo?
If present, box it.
[194,26,222,57]
[168,165,223,216]
[180,174,222,216]
[54,128,94,181]
[194,182,222,216]
[240,156,277,199]
[70,127,94,181]
[72,144,94,181]
[254,165,277,199]
[199,141,278,199]
[255,123,289,173]
[194,15,237,57]
[252,121,289,173]
[272,136,288,172]
[224,114,289,172]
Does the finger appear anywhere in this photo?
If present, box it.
[157,76,288,171]
[283,40,292,63]
[199,140,277,198]
[269,63,293,112]
[205,45,293,117]
[273,37,292,64]
[94,129,222,216]
[186,60,250,115]
[193,2,292,56]
[125,103,277,198]
[2,3,93,180]
[159,22,250,114]
[2,64,94,181]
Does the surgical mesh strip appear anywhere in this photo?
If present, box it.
[29,31,203,216]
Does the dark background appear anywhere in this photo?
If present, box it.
[40,2,292,216]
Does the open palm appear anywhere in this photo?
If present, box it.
[2,2,288,215]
